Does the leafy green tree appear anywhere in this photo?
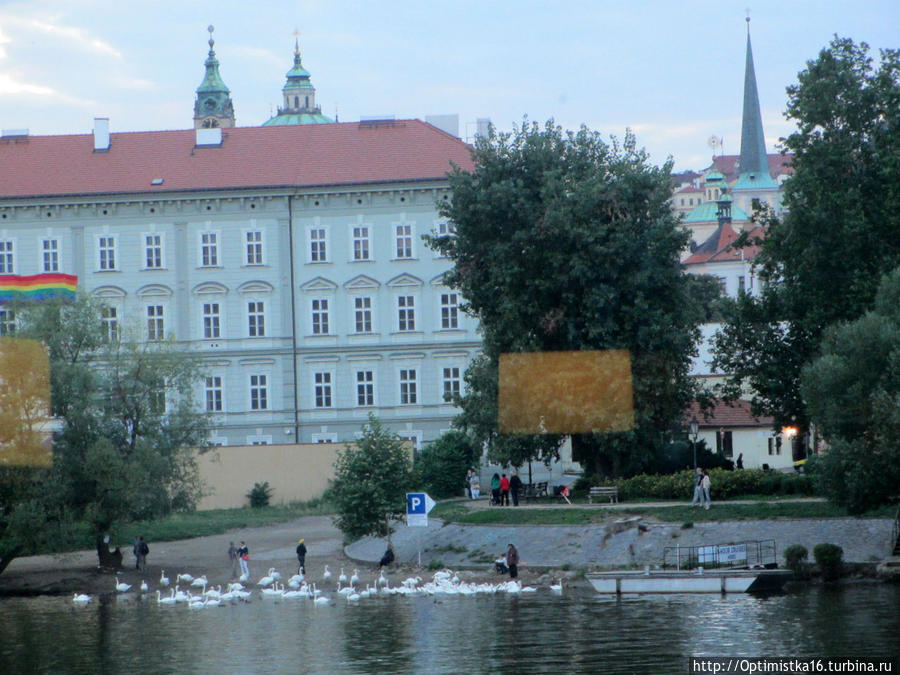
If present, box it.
[427,120,706,476]
[800,268,900,513]
[415,430,478,499]
[713,38,900,431]
[0,296,209,572]
[331,415,413,541]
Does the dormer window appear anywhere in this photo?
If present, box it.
[294,96,299,108]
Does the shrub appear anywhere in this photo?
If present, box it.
[246,481,273,508]
[414,430,478,499]
[812,543,844,581]
[783,544,809,578]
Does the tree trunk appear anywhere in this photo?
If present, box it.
[95,535,123,570]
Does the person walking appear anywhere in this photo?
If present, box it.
[238,541,250,577]
[509,470,522,507]
[470,470,480,499]
[690,467,703,506]
[506,543,519,579]
[296,538,307,574]
[134,536,149,572]
[490,473,501,506]
[701,470,712,509]
[228,541,239,579]
[499,473,510,506]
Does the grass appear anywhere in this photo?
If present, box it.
[429,500,894,526]
[32,500,336,556]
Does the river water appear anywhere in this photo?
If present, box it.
[1,583,897,674]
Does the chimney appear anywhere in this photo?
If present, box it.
[93,117,110,152]
[195,127,223,147]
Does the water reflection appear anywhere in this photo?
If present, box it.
[0,586,897,673]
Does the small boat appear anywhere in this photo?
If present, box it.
[586,567,792,594]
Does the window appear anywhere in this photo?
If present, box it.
[203,303,221,339]
[201,233,218,267]
[352,226,370,261]
[0,309,15,336]
[310,228,327,262]
[768,437,782,456]
[246,231,263,265]
[398,295,415,331]
[441,293,459,329]
[42,239,59,272]
[0,240,13,274]
[205,376,223,412]
[716,429,734,459]
[356,370,374,406]
[738,276,746,294]
[146,305,164,340]
[395,224,412,259]
[437,221,456,237]
[250,374,268,410]
[314,372,332,408]
[311,299,329,335]
[101,306,118,342]
[442,366,461,401]
[145,234,163,269]
[400,369,417,404]
[98,236,116,270]
[354,297,372,333]
[248,301,265,337]
[149,387,166,415]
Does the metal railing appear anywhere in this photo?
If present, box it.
[662,540,777,570]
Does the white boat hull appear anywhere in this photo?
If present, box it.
[586,569,790,594]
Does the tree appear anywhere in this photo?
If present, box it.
[415,430,478,499]
[331,414,413,541]
[427,120,706,476]
[800,268,900,513]
[0,296,210,572]
[713,38,900,432]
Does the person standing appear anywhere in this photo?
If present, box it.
[701,470,712,509]
[499,473,510,506]
[490,473,501,506]
[509,470,523,507]
[465,469,473,498]
[470,470,480,499]
[238,541,250,577]
[506,543,519,579]
[296,538,307,574]
[133,536,142,570]
[228,541,239,579]
[134,536,148,572]
[736,453,744,470]
[690,467,703,507]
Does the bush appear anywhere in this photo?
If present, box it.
[783,544,809,578]
[246,481,274,508]
[415,431,478,499]
[813,543,844,581]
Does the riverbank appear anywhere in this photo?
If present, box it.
[1,509,897,597]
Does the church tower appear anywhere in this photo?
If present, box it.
[193,26,235,130]
[731,17,780,213]
[263,34,333,126]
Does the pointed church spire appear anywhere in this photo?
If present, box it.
[194,25,235,130]
[262,31,333,126]
[735,16,776,189]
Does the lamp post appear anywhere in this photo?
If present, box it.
[690,416,699,474]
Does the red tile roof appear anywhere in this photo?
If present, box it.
[0,120,474,200]
[683,224,765,265]
[686,400,773,429]
[706,153,794,182]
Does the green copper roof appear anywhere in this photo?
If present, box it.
[683,200,749,224]
[705,170,725,182]
[196,39,230,95]
[286,52,312,81]
[262,112,334,126]
[737,25,776,188]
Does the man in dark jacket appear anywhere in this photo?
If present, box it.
[506,543,519,579]
[379,544,395,568]
[296,539,307,574]
[509,470,523,506]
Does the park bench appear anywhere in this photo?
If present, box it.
[521,481,549,502]
[588,486,619,504]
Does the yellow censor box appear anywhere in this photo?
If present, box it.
[498,350,634,435]
[0,338,53,468]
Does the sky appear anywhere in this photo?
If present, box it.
[0,0,896,171]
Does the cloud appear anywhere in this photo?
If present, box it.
[23,17,122,59]
[0,73,55,97]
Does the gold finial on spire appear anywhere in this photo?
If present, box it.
[745,8,751,32]
[208,24,215,50]
[293,28,301,56]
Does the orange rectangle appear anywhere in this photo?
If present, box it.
[498,350,634,435]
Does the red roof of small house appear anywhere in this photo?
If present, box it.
[0,119,474,200]
[683,224,765,266]
[686,400,774,429]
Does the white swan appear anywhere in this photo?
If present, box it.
[159,570,170,587]
[73,593,92,603]
[270,568,281,581]
[239,571,250,583]
[190,575,208,588]
[322,565,332,582]
[314,595,330,605]
[140,580,149,593]
[257,571,275,587]
[177,573,194,584]
[550,579,563,593]
[338,567,348,584]
[156,590,176,605]
[350,569,360,586]
[115,578,132,593]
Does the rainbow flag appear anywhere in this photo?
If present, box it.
[0,273,77,304]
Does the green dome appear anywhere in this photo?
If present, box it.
[683,200,749,224]
[263,112,334,126]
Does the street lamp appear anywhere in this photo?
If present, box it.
[690,416,700,474]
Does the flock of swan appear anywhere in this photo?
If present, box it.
[73,565,564,608]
